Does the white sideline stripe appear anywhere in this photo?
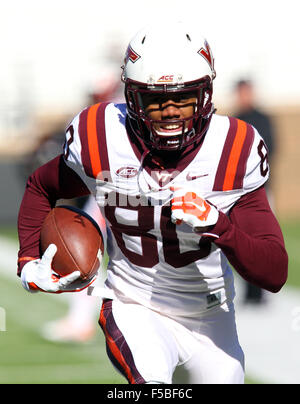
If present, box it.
[1,236,300,384]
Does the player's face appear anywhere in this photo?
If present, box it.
[143,92,197,136]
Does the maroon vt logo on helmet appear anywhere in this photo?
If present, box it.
[198,40,215,78]
[125,46,141,64]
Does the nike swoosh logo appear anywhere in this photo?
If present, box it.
[186,173,209,181]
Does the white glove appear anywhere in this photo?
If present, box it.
[21,244,95,294]
[171,188,219,233]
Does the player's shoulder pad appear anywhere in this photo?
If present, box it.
[213,117,268,192]
[63,102,125,179]
[243,123,269,192]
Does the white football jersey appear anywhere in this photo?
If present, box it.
[63,102,269,320]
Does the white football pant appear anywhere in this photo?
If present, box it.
[99,298,244,384]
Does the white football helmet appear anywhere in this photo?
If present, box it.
[122,22,216,151]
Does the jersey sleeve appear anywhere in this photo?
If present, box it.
[212,117,268,194]
[62,102,111,186]
[243,126,270,192]
[63,106,99,192]
[209,186,288,292]
[63,111,87,179]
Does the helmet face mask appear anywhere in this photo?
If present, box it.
[125,77,213,150]
[122,22,216,151]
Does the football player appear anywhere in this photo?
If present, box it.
[17,22,288,384]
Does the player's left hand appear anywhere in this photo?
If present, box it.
[170,187,219,233]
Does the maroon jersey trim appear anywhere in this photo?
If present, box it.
[233,122,254,189]
[79,103,111,180]
[213,117,254,191]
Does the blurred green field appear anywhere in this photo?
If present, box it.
[0,218,299,384]
[0,275,125,384]
[0,226,125,384]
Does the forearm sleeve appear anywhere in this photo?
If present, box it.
[211,187,288,292]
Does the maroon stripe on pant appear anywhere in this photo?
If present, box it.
[99,299,146,384]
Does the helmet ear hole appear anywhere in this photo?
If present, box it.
[128,92,135,110]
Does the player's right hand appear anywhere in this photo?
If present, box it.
[21,244,82,294]
[170,187,219,233]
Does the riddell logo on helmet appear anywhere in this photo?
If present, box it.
[157,75,174,83]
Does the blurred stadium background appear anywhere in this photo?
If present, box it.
[0,0,299,384]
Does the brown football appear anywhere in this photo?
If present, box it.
[40,205,104,280]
